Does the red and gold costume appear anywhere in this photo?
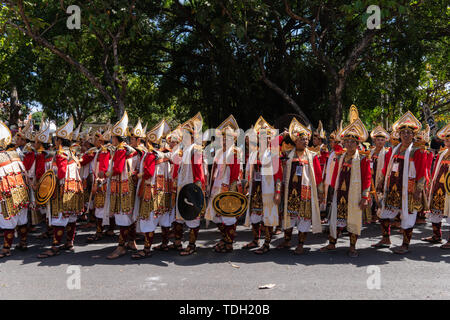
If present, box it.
[104,111,139,258]
[279,118,324,251]
[324,121,343,208]
[79,146,96,207]
[173,113,206,255]
[204,115,243,253]
[422,123,450,245]
[0,121,30,257]
[28,123,54,233]
[87,126,115,242]
[368,126,391,223]
[42,117,83,256]
[378,111,427,252]
[326,117,371,253]
[134,119,172,256]
[243,117,283,252]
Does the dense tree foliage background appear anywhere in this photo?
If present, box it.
[0,0,448,133]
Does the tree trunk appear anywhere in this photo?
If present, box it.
[331,77,345,128]
[421,103,437,135]
[261,77,311,125]
[9,84,20,126]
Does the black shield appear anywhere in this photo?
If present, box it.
[177,183,205,220]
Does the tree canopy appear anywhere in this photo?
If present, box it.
[0,0,448,132]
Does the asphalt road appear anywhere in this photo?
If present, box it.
[0,220,449,300]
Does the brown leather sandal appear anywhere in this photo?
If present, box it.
[242,240,259,249]
[37,247,60,259]
[440,241,450,250]
[347,248,359,257]
[371,240,391,248]
[421,236,442,244]
[131,248,152,260]
[392,246,409,254]
[320,244,336,252]
[180,244,197,256]
[293,245,305,255]
[106,246,127,259]
[86,233,104,243]
[0,249,11,258]
[168,242,183,251]
[254,244,270,255]
[153,243,170,252]
[276,242,291,249]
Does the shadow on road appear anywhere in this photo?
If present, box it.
[2,221,449,268]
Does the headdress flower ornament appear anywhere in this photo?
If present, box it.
[370,125,390,140]
[289,117,311,142]
[340,118,368,142]
[392,111,422,133]
[55,116,75,140]
[436,123,450,140]
[111,111,129,137]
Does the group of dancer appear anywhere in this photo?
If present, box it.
[0,105,448,259]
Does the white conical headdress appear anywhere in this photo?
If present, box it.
[24,119,34,141]
[36,122,51,144]
[142,122,148,138]
[0,121,12,149]
[131,118,145,138]
[55,116,75,140]
[147,119,171,144]
[72,124,81,141]
[111,111,129,137]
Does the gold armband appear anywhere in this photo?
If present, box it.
[361,188,370,199]
[275,179,282,193]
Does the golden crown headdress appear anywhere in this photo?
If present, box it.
[289,117,311,141]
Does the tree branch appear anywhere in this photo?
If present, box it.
[6,1,117,110]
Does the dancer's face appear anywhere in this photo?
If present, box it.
[399,129,414,145]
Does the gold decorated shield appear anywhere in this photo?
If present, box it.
[213,191,248,218]
[445,172,450,195]
[36,170,56,205]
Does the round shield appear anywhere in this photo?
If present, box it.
[213,191,248,218]
[36,170,56,205]
[177,183,205,220]
[445,172,450,195]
